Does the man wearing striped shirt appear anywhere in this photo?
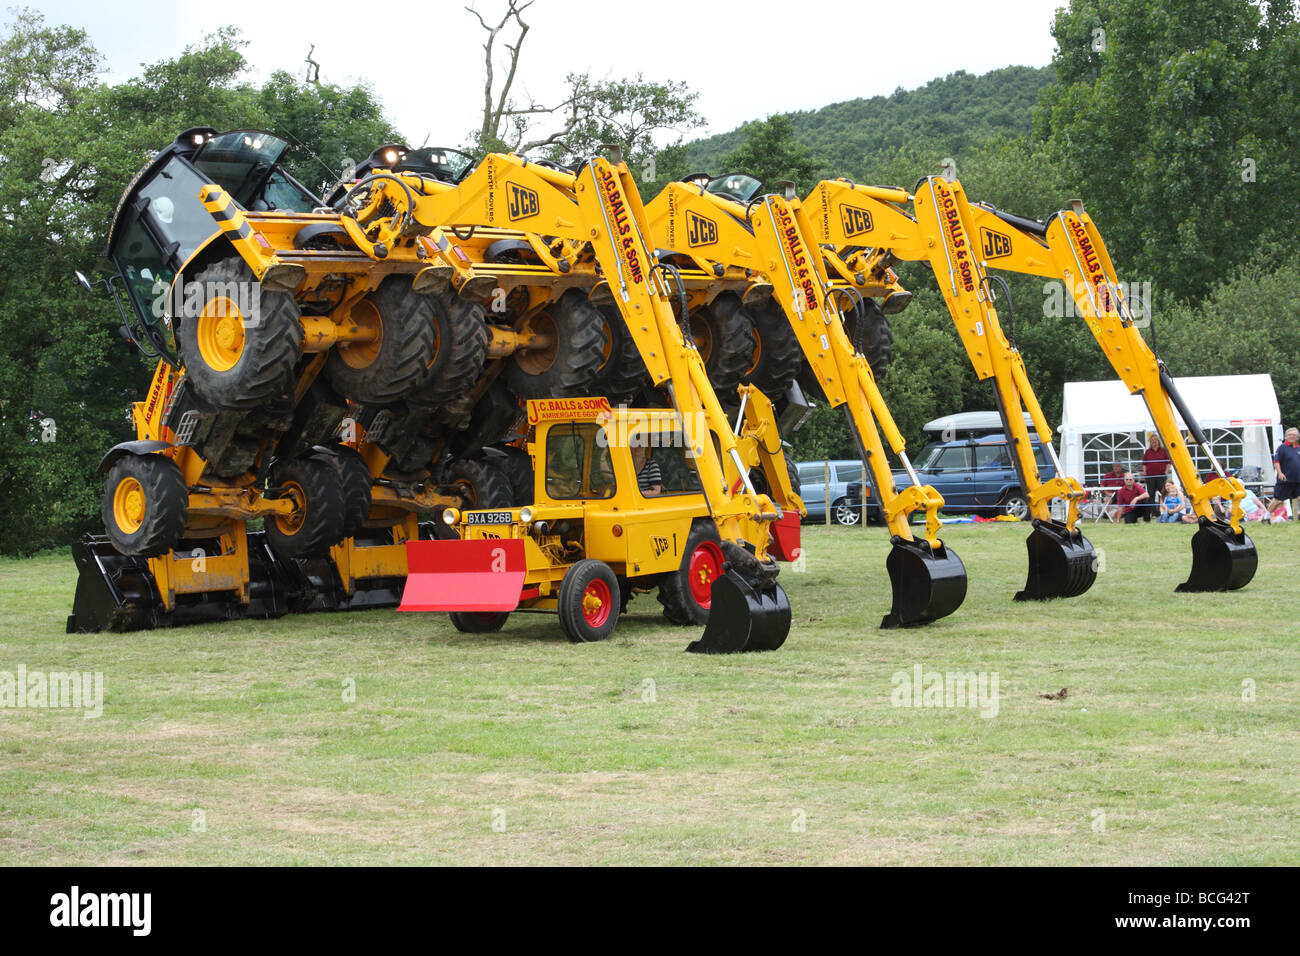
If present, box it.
[631,443,662,496]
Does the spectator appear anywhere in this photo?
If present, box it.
[1267,426,1300,521]
[1100,461,1126,519]
[1141,433,1171,516]
[1115,473,1150,523]
[1240,486,1269,522]
[1158,480,1192,523]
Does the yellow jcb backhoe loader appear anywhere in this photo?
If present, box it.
[803,175,1098,601]
[964,198,1257,590]
[335,149,795,651]
[643,174,967,627]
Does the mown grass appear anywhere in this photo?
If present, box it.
[0,521,1296,865]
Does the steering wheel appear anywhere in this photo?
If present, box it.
[337,174,417,259]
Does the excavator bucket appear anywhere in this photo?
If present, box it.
[687,544,791,653]
[881,536,968,628]
[398,538,527,612]
[1177,518,1257,592]
[66,532,300,632]
[1014,520,1098,601]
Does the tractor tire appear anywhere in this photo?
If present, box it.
[443,457,514,510]
[449,611,510,633]
[504,289,605,400]
[264,457,346,558]
[844,298,894,380]
[330,446,373,540]
[657,520,724,626]
[558,559,621,643]
[102,454,189,557]
[741,297,803,396]
[324,276,436,405]
[690,295,755,401]
[493,446,534,505]
[408,296,489,408]
[177,257,302,410]
[593,304,650,403]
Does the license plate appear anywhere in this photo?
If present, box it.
[466,511,513,525]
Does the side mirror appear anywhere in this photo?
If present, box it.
[74,270,95,293]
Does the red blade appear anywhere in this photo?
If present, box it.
[398,539,527,612]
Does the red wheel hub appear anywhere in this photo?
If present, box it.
[688,541,725,609]
[581,578,612,628]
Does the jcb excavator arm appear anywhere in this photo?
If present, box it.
[803,176,1098,601]
[340,152,791,649]
[645,180,967,626]
[965,199,1257,591]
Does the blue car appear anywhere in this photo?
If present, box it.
[848,435,1057,520]
[796,459,873,525]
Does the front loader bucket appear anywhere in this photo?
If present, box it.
[1014,520,1098,601]
[67,536,163,633]
[880,537,968,628]
[66,533,299,633]
[398,538,526,612]
[687,543,791,653]
[1177,518,1257,593]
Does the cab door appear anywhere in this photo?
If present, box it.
[923,444,975,507]
[973,442,1017,506]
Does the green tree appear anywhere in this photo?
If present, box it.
[718,114,823,191]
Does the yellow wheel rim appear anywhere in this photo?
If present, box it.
[113,477,146,535]
[273,481,307,536]
[338,299,383,370]
[515,312,558,375]
[197,296,246,371]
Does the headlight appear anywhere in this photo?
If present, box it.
[519,507,533,523]
[442,508,460,526]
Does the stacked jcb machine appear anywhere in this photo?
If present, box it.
[962,198,1257,590]
[642,174,967,626]
[801,175,1098,601]
[69,128,495,631]
[337,151,797,649]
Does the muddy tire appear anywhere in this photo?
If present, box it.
[657,520,724,626]
[558,559,621,643]
[264,457,346,557]
[102,454,189,557]
[593,304,650,403]
[408,296,489,408]
[324,276,436,405]
[443,457,514,510]
[690,295,755,401]
[504,289,605,399]
[493,446,534,505]
[330,446,373,540]
[741,297,802,395]
[177,257,302,410]
[844,298,894,379]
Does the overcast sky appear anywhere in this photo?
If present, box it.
[28,0,1066,147]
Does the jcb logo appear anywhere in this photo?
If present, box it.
[980,227,1011,260]
[839,204,873,238]
[507,182,539,221]
[651,535,670,558]
[687,211,717,247]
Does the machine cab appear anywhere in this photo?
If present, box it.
[104,128,320,359]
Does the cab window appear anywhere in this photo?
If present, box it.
[545,423,615,500]
[632,430,703,498]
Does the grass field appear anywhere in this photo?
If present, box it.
[1,521,1296,865]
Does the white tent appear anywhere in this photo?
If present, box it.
[1059,374,1282,487]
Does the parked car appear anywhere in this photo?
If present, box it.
[795,459,871,525]
[846,434,1057,520]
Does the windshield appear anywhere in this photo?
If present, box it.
[191,130,316,210]
[706,173,763,203]
[397,146,477,184]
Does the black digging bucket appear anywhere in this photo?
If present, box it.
[1014,519,1098,601]
[686,543,791,654]
[1177,517,1258,592]
[881,536,968,628]
[66,535,164,633]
